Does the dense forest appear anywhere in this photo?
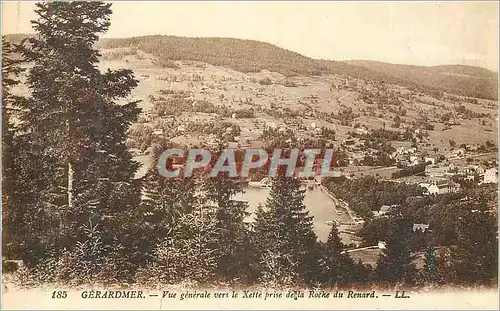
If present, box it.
[322,176,424,219]
[347,60,498,101]
[2,2,498,290]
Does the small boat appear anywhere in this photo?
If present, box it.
[248,178,271,188]
[248,181,263,188]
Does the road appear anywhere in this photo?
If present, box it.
[337,92,351,101]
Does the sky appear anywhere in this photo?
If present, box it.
[2,1,499,71]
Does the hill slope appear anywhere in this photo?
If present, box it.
[99,35,399,80]
[6,34,498,100]
[346,60,498,100]
[100,35,498,100]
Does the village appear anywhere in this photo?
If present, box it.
[107,48,497,187]
[95,47,499,265]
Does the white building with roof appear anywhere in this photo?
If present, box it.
[483,168,498,184]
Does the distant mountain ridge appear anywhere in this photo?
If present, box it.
[346,60,498,100]
[5,34,498,100]
[347,60,497,78]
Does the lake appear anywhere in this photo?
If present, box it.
[234,186,354,243]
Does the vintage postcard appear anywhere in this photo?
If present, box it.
[1,1,498,310]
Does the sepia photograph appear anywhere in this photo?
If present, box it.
[1,1,499,309]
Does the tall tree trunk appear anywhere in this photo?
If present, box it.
[68,161,73,209]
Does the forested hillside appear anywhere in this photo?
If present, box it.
[100,35,497,100]
[347,60,498,100]
[6,33,498,100]
[99,35,394,79]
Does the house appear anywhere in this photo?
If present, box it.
[395,146,416,155]
[356,127,369,135]
[396,147,406,155]
[424,157,436,165]
[451,148,465,158]
[420,180,460,195]
[419,182,439,195]
[372,205,393,217]
[378,205,396,216]
[409,156,420,166]
[447,163,458,175]
[436,180,460,194]
[483,168,498,184]
[465,165,485,176]
[349,236,363,248]
[377,241,387,249]
[413,224,430,232]
[266,122,278,129]
[464,174,475,181]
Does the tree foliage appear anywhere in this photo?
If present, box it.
[253,172,321,286]
[7,2,141,282]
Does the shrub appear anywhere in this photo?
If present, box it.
[258,77,272,85]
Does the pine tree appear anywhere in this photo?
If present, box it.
[376,214,416,285]
[143,209,220,286]
[434,247,456,284]
[1,37,26,259]
[321,223,356,286]
[420,245,437,285]
[201,171,251,283]
[253,171,320,286]
[18,2,141,281]
[452,197,497,285]
[3,34,62,264]
[134,139,198,269]
[198,141,252,283]
[138,170,198,262]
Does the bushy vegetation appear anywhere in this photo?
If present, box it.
[151,94,232,117]
[258,77,273,85]
[361,185,498,286]
[186,121,240,137]
[323,176,424,219]
[392,163,427,178]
